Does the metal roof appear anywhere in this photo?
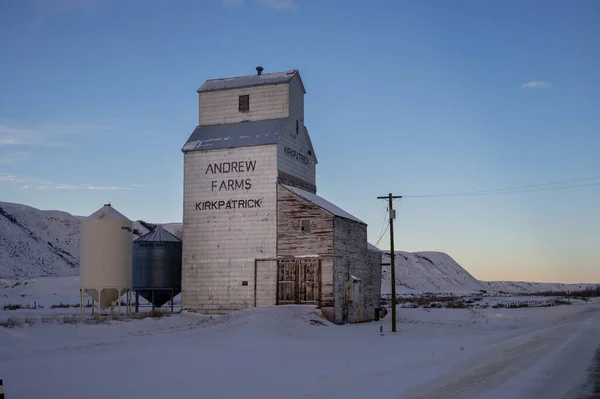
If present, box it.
[134,226,182,243]
[283,185,366,225]
[197,70,304,93]
[88,204,131,221]
[367,242,383,252]
[182,118,289,152]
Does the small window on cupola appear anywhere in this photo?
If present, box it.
[239,95,249,113]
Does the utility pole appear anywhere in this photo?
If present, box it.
[377,193,402,332]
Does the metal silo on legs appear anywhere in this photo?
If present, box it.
[132,226,182,311]
[80,203,133,315]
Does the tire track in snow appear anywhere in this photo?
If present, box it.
[576,348,600,399]
[398,307,600,399]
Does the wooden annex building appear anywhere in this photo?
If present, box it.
[181,67,381,324]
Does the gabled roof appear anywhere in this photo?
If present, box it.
[197,70,306,94]
[182,118,289,152]
[367,242,383,252]
[283,185,366,225]
[134,226,181,243]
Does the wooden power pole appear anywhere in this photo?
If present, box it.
[377,193,402,332]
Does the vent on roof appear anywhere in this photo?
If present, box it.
[256,66,264,75]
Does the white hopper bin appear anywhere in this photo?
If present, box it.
[80,203,133,310]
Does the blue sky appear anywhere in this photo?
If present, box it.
[1,0,598,283]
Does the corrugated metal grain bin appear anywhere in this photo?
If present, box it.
[132,226,182,307]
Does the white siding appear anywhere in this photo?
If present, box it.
[182,145,278,313]
[288,74,305,126]
[276,73,315,190]
[199,84,289,126]
[277,124,316,189]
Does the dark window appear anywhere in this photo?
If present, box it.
[301,219,310,234]
[296,120,299,134]
[239,95,249,113]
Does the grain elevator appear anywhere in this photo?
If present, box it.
[181,68,381,324]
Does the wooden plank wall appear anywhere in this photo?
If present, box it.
[276,185,334,308]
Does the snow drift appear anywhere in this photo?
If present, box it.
[0,201,181,279]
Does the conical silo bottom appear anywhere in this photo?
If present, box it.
[136,289,180,308]
[84,288,129,307]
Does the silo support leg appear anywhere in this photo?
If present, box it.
[127,291,132,315]
[80,289,83,316]
[152,290,155,311]
[171,289,174,313]
[135,292,139,313]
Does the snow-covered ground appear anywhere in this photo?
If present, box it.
[1,302,599,398]
[1,276,179,318]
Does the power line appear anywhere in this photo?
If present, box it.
[376,202,388,240]
[404,177,600,199]
[374,221,389,248]
[376,193,402,333]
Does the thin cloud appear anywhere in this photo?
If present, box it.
[84,185,134,191]
[0,175,26,183]
[521,81,552,89]
[223,0,295,9]
[0,151,33,164]
[257,0,294,9]
[0,174,136,191]
[0,123,114,147]
[54,184,81,190]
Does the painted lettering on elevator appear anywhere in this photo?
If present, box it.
[283,146,309,165]
[196,158,263,211]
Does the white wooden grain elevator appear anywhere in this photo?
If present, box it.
[181,67,381,324]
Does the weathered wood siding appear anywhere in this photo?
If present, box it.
[199,83,289,126]
[276,185,334,309]
[182,145,278,314]
[366,249,383,317]
[333,217,376,324]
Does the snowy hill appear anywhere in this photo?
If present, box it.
[0,201,181,279]
[380,250,596,295]
[1,200,594,294]
[485,280,594,294]
[381,251,490,294]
